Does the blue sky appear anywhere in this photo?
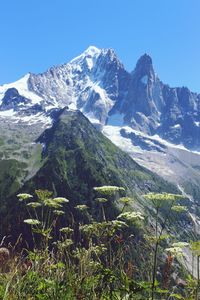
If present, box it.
[1,0,200,92]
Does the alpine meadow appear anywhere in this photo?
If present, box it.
[1,1,200,299]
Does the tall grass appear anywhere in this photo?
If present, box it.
[0,188,199,299]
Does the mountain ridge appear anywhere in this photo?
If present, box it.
[0,46,200,205]
[1,108,179,238]
[1,46,199,150]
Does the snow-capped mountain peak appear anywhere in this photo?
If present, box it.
[70,46,101,62]
[70,46,101,70]
[69,46,121,71]
[1,46,200,150]
[0,73,43,105]
[1,45,200,210]
[25,46,129,122]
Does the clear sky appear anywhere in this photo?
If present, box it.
[1,0,200,92]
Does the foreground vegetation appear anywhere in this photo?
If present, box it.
[0,186,200,299]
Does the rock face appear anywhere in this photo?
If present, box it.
[112,53,200,149]
[0,46,200,150]
[0,88,31,111]
[28,46,130,123]
[27,47,200,150]
[159,86,200,148]
[117,54,164,134]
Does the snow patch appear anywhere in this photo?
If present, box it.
[0,109,15,117]
[85,112,101,125]
[103,125,143,154]
[172,124,181,129]
[82,46,101,57]
[70,46,101,67]
[68,102,77,110]
[195,121,200,127]
[85,57,94,70]
[0,108,51,127]
[102,124,200,156]
[0,74,43,105]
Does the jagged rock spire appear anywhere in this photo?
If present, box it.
[133,53,155,80]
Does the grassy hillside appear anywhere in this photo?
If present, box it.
[0,110,197,300]
[26,109,177,197]
[1,109,178,239]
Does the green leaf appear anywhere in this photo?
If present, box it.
[170,293,184,299]
[159,234,170,241]
[156,288,168,294]
[190,240,200,255]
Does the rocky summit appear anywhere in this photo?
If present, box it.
[1,46,200,205]
[1,46,200,150]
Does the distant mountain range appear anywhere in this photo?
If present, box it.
[1,46,200,240]
[1,46,200,149]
